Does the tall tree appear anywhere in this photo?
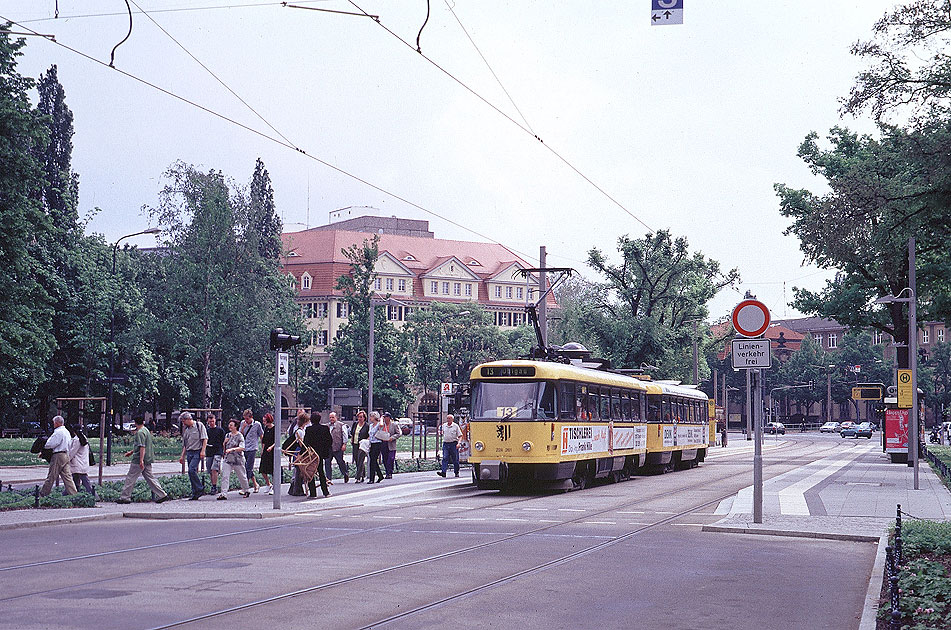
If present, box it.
[775,125,951,368]
[32,64,85,412]
[584,230,738,376]
[320,236,413,414]
[843,0,951,125]
[0,30,54,420]
[246,158,282,260]
[147,161,297,413]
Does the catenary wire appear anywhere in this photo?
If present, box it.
[443,0,536,137]
[345,0,653,234]
[17,1,330,24]
[128,0,299,148]
[0,14,542,266]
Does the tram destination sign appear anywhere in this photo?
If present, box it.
[731,338,771,369]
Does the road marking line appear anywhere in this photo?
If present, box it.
[583,521,616,525]
[496,518,530,522]
[558,508,586,512]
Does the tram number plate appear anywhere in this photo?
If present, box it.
[496,407,516,418]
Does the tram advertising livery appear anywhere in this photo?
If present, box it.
[468,359,714,491]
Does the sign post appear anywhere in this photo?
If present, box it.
[731,299,770,524]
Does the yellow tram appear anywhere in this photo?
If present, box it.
[467,360,714,490]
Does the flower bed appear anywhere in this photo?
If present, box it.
[879,519,951,629]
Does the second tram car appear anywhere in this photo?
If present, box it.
[468,360,713,490]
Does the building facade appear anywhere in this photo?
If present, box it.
[280,215,554,370]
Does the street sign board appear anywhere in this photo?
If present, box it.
[897,369,913,408]
[731,338,771,369]
[732,299,770,337]
[277,352,289,385]
[852,384,883,401]
[329,387,363,406]
[651,0,683,25]
[441,382,456,395]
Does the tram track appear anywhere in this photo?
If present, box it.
[0,435,851,617]
[141,435,845,630]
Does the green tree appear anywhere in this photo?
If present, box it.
[776,126,951,369]
[843,0,951,125]
[0,30,54,420]
[246,157,282,260]
[584,230,738,377]
[925,341,951,422]
[147,162,298,414]
[320,236,413,414]
[31,64,87,414]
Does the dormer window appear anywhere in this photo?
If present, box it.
[403,255,416,261]
[468,259,481,266]
[301,273,312,290]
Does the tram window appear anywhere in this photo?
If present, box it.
[560,382,577,420]
[610,391,620,420]
[587,387,600,420]
[621,393,632,421]
[661,398,671,422]
[600,392,611,421]
[537,382,556,419]
[647,395,661,422]
[471,382,538,420]
[631,392,642,421]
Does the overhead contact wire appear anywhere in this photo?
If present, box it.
[345,0,653,234]
[129,0,299,148]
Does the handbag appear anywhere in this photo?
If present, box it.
[89,449,96,466]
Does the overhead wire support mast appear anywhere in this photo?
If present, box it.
[516,267,574,360]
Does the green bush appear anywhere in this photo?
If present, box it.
[0,487,96,511]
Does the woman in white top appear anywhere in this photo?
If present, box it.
[67,426,94,494]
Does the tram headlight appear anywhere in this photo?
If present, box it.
[522,441,533,452]
[474,441,484,451]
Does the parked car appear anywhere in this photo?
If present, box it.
[765,422,786,435]
[819,422,840,433]
[840,422,863,438]
[853,422,874,438]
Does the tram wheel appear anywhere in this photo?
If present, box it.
[571,462,591,490]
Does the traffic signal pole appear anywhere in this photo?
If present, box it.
[273,348,282,510]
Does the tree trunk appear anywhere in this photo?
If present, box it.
[203,348,212,409]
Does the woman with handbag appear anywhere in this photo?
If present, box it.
[367,411,386,484]
[218,419,250,499]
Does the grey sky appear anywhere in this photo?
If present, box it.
[6,1,895,320]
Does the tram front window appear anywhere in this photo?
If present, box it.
[472,381,556,420]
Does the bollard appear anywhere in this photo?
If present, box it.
[34,485,39,508]
[895,504,903,566]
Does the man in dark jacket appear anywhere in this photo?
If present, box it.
[303,413,332,498]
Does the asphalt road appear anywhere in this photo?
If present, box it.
[0,435,877,630]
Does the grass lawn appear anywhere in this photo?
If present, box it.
[0,436,183,467]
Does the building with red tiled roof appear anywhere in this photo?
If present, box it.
[280,215,555,368]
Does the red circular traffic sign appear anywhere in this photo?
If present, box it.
[732,299,770,337]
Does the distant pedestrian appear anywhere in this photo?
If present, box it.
[40,416,78,497]
[241,409,264,493]
[383,412,400,478]
[67,425,94,494]
[218,419,250,499]
[179,412,208,500]
[437,414,461,478]
[367,412,385,484]
[260,412,276,494]
[205,414,225,494]
[325,412,350,483]
[117,418,169,504]
[350,410,370,482]
[303,412,331,497]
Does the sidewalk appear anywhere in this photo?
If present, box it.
[0,470,472,530]
[0,449,432,486]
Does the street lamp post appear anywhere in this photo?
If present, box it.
[107,228,160,466]
[874,287,919,486]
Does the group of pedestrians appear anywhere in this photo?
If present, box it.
[38,407,466,504]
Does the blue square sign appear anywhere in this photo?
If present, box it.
[652,0,683,25]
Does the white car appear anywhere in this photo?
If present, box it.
[820,422,840,433]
